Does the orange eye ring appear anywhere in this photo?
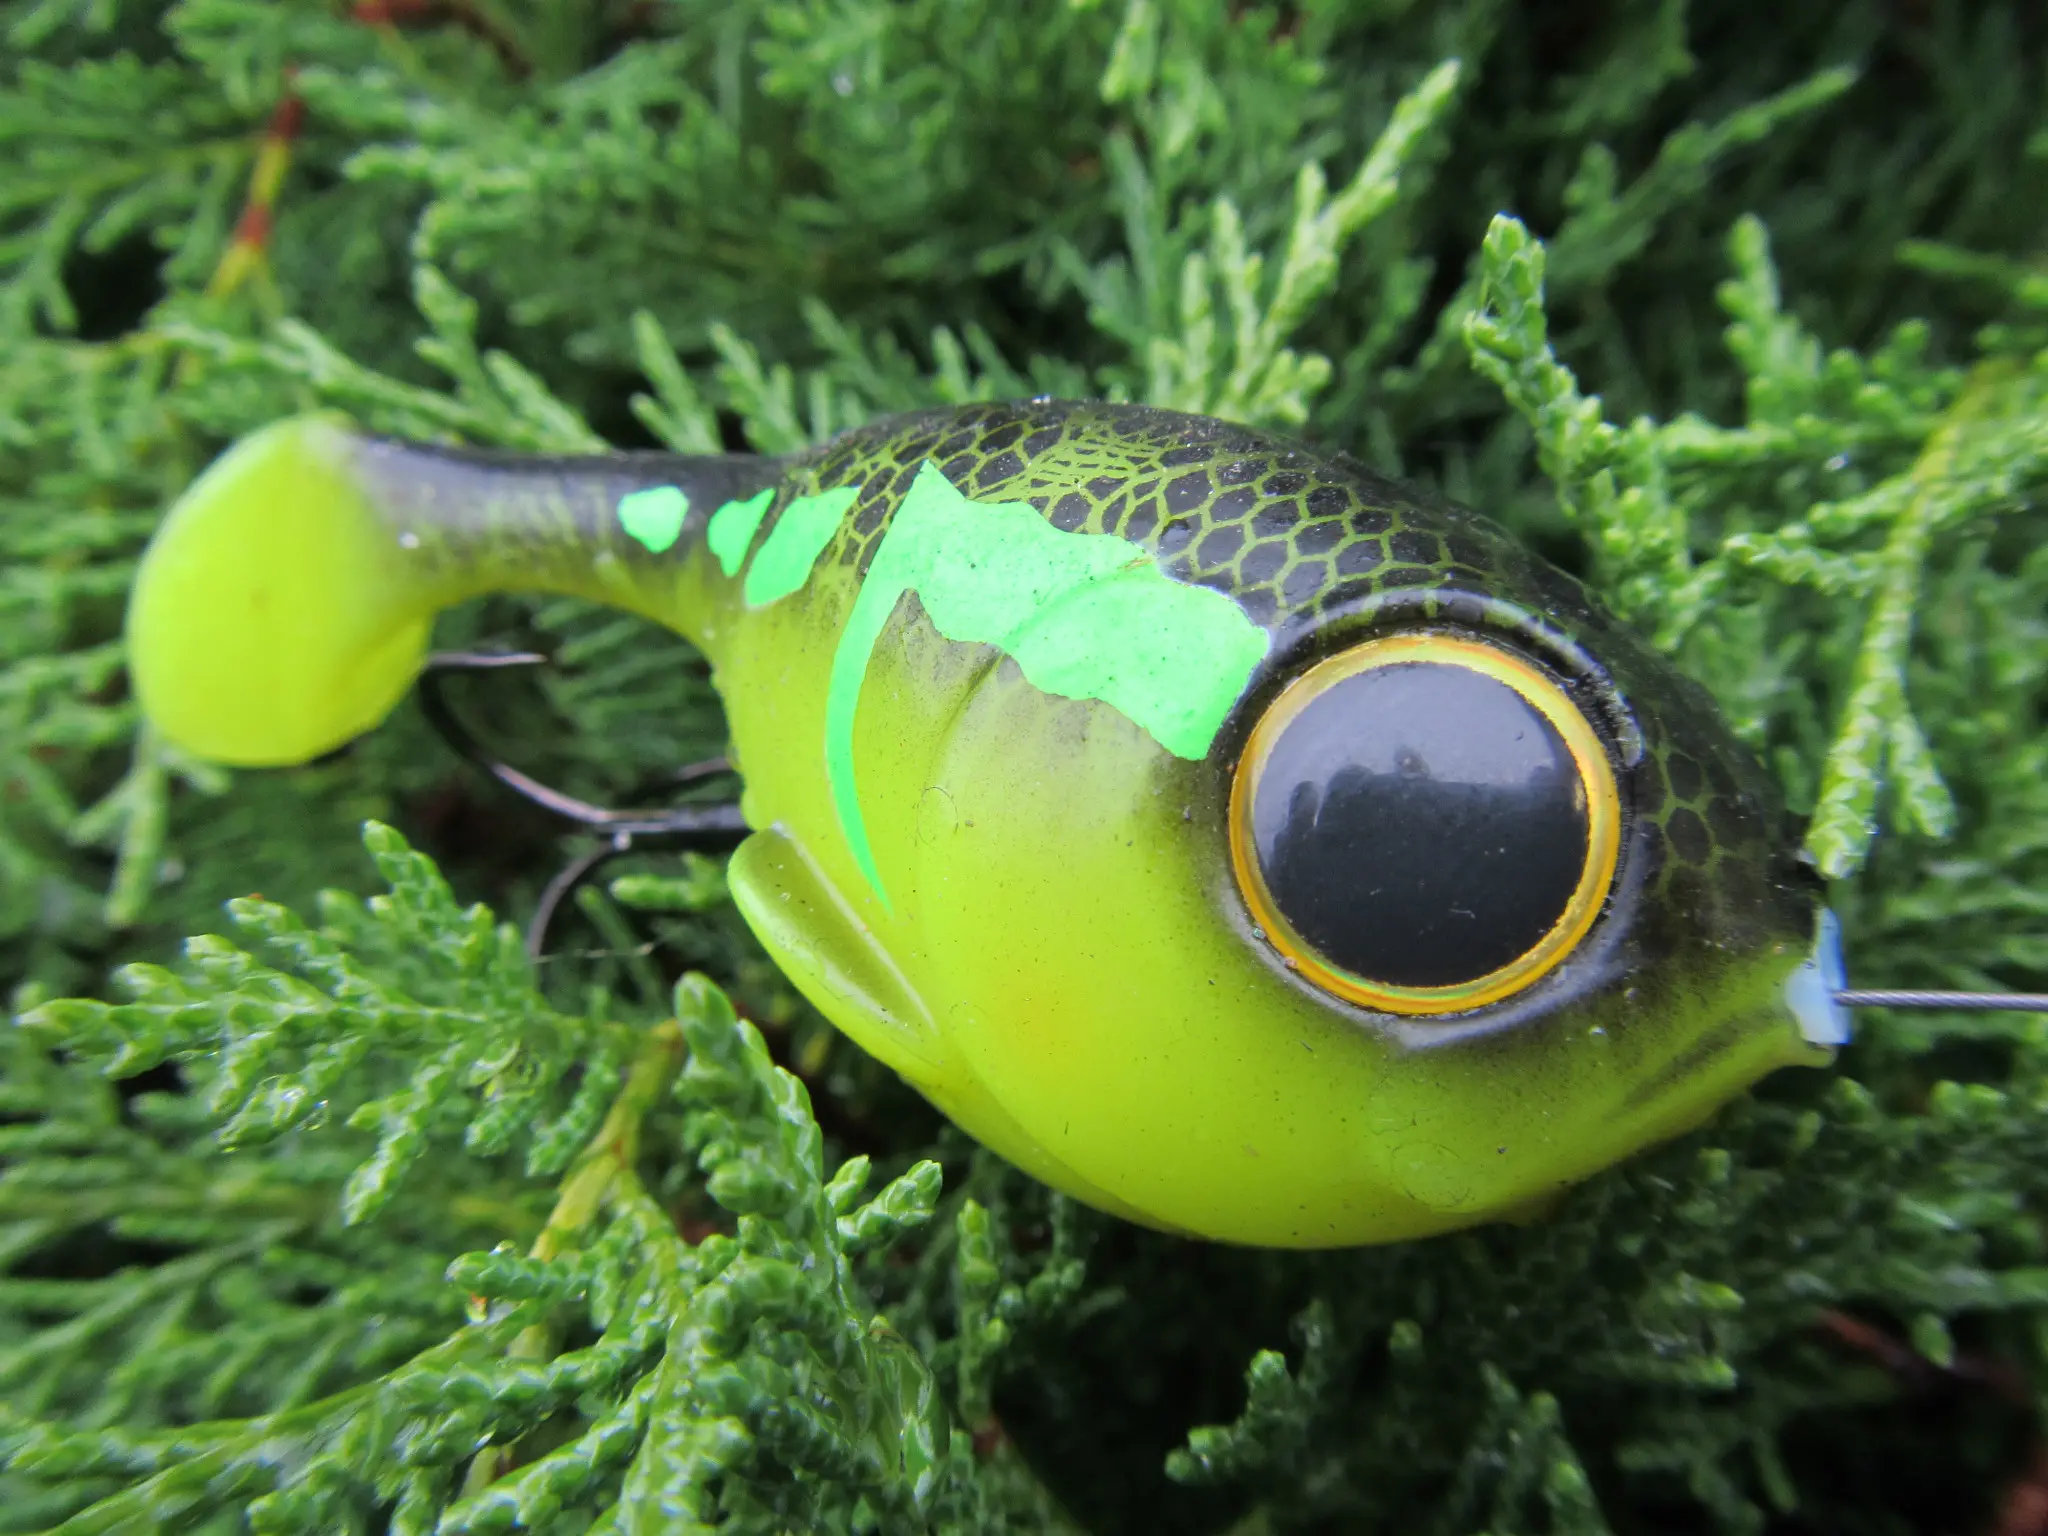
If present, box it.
[1228,632,1622,1016]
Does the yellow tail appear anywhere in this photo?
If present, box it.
[127,415,434,766]
[129,414,770,767]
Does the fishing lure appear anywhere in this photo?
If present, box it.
[123,401,2038,1248]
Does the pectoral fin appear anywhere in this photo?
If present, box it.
[727,828,946,1079]
[729,827,1173,1231]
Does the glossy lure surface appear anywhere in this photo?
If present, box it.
[127,401,1847,1248]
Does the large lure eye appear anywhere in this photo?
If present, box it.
[1228,632,1621,1016]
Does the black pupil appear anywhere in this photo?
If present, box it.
[1251,658,1591,991]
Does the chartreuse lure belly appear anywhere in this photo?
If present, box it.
[126,402,1845,1248]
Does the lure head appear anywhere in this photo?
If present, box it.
[750,402,1837,1247]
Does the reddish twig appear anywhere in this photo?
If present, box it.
[206,75,304,301]
[1994,1443,2048,1536]
[1817,1308,2043,1535]
[971,1413,1008,1459]
[351,0,532,78]
[1817,1308,2028,1404]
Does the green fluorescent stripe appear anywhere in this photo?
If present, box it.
[826,461,1269,906]
[615,485,689,553]
[745,486,858,607]
[706,488,774,576]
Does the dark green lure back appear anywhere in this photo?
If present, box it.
[128,400,1845,1246]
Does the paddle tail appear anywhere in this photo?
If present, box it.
[126,415,768,765]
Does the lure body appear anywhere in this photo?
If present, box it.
[128,401,1839,1247]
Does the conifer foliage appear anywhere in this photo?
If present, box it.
[4,2,2047,1531]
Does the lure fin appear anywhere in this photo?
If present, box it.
[726,827,945,1079]
[726,825,1174,1231]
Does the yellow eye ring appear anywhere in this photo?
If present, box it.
[1228,632,1622,1016]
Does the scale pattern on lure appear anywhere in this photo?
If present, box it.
[126,399,1847,1248]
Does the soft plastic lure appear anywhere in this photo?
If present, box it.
[127,401,1887,1247]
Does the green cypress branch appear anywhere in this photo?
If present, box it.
[5,829,1068,1531]
[5,5,2047,1530]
